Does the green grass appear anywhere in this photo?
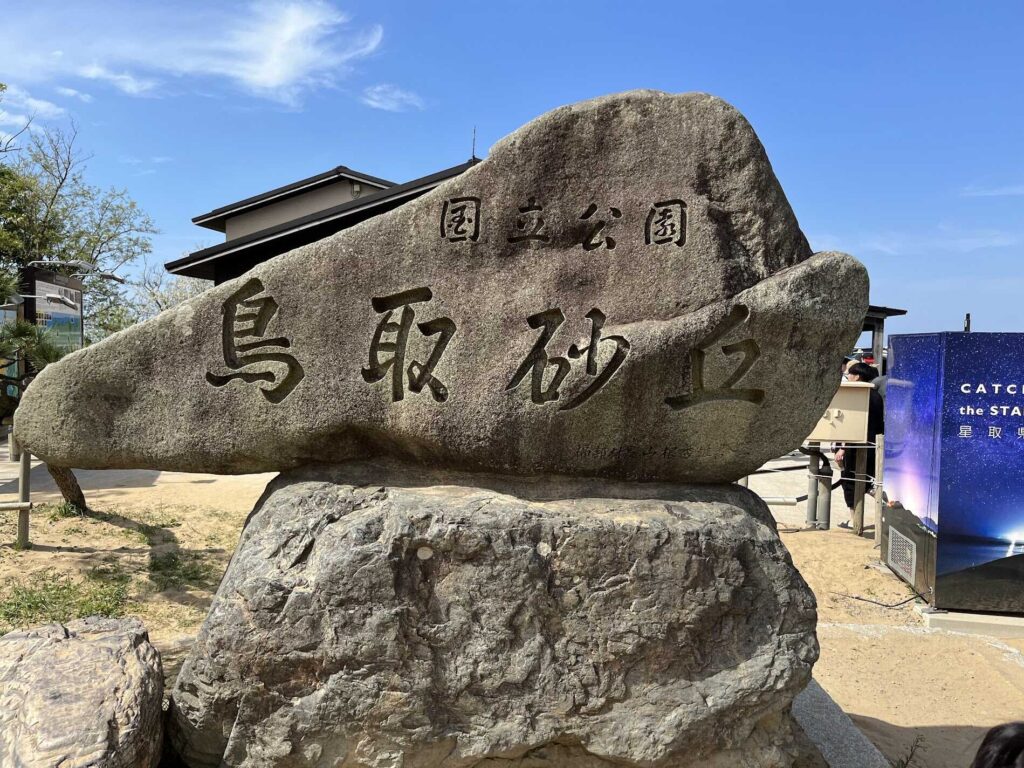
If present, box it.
[0,567,130,635]
[147,551,216,592]
[121,528,149,544]
[141,511,182,529]
[44,501,86,523]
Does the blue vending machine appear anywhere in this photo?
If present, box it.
[883,332,1024,614]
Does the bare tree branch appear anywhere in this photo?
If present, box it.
[0,119,31,157]
[0,83,31,158]
[25,124,85,262]
[130,256,211,319]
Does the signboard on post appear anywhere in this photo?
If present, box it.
[19,267,84,353]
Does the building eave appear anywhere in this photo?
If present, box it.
[192,165,396,233]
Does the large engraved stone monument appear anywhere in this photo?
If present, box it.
[16,91,867,767]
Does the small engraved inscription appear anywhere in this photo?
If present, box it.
[508,197,549,244]
[645,200,687,246]
[580,203,622,251]
[507,308,629,410]
[665,305,764,410]
[206,278,304,404]
[362,287,457,402]
[440,197,481,242]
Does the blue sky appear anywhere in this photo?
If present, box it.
[0,1,1021,335]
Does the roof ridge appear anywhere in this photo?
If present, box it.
[192,164,397,230]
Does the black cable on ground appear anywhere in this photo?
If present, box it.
[830,583,932,609]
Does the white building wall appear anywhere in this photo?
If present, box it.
[225,180,366,240]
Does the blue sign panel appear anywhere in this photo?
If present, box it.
[938,334,1024,575]
[886,332,1024,613]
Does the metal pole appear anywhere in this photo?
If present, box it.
[816,455,832,529]
[852,447,868,536]
[9,431,19,462]
[15,447,30,549]
[874,435,885,545]
[805,442,820,527]
[872,320,884,371]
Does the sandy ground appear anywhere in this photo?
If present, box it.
[751,459,1024,767]
[0,458,1021,767]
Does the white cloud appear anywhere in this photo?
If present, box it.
[204,2,383,101]
[0,1,384,105]
[55,86,93,103]
[1,84,65,120]
[79,65,158,96]
[118,155,175,179]
[961,183,1024,198]
[119,154,174,166]
[0,110,30,129]
[361,84,424,112]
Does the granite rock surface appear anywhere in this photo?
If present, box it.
[16,90,867,483]
[0,616,164,768]
[168,462,820,767]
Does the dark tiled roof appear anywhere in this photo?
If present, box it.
[192,165,396,232]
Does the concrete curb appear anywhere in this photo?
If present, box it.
[793,679,890,768]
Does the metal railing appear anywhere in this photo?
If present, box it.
[739,438,884,535]
[0,433,32,548]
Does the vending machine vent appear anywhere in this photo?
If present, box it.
[888,526,917,585]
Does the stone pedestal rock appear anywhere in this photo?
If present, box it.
[168,463,820,768]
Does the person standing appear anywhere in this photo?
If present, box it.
[835,362,884,527]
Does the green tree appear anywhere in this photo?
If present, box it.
[0,165,60,261]
[0,119,158,341]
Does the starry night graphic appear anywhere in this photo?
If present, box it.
[886,333,1024,613]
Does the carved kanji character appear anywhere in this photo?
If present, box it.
[665,305,764,410]
[206,278,304,404]
[362,288,456,402]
